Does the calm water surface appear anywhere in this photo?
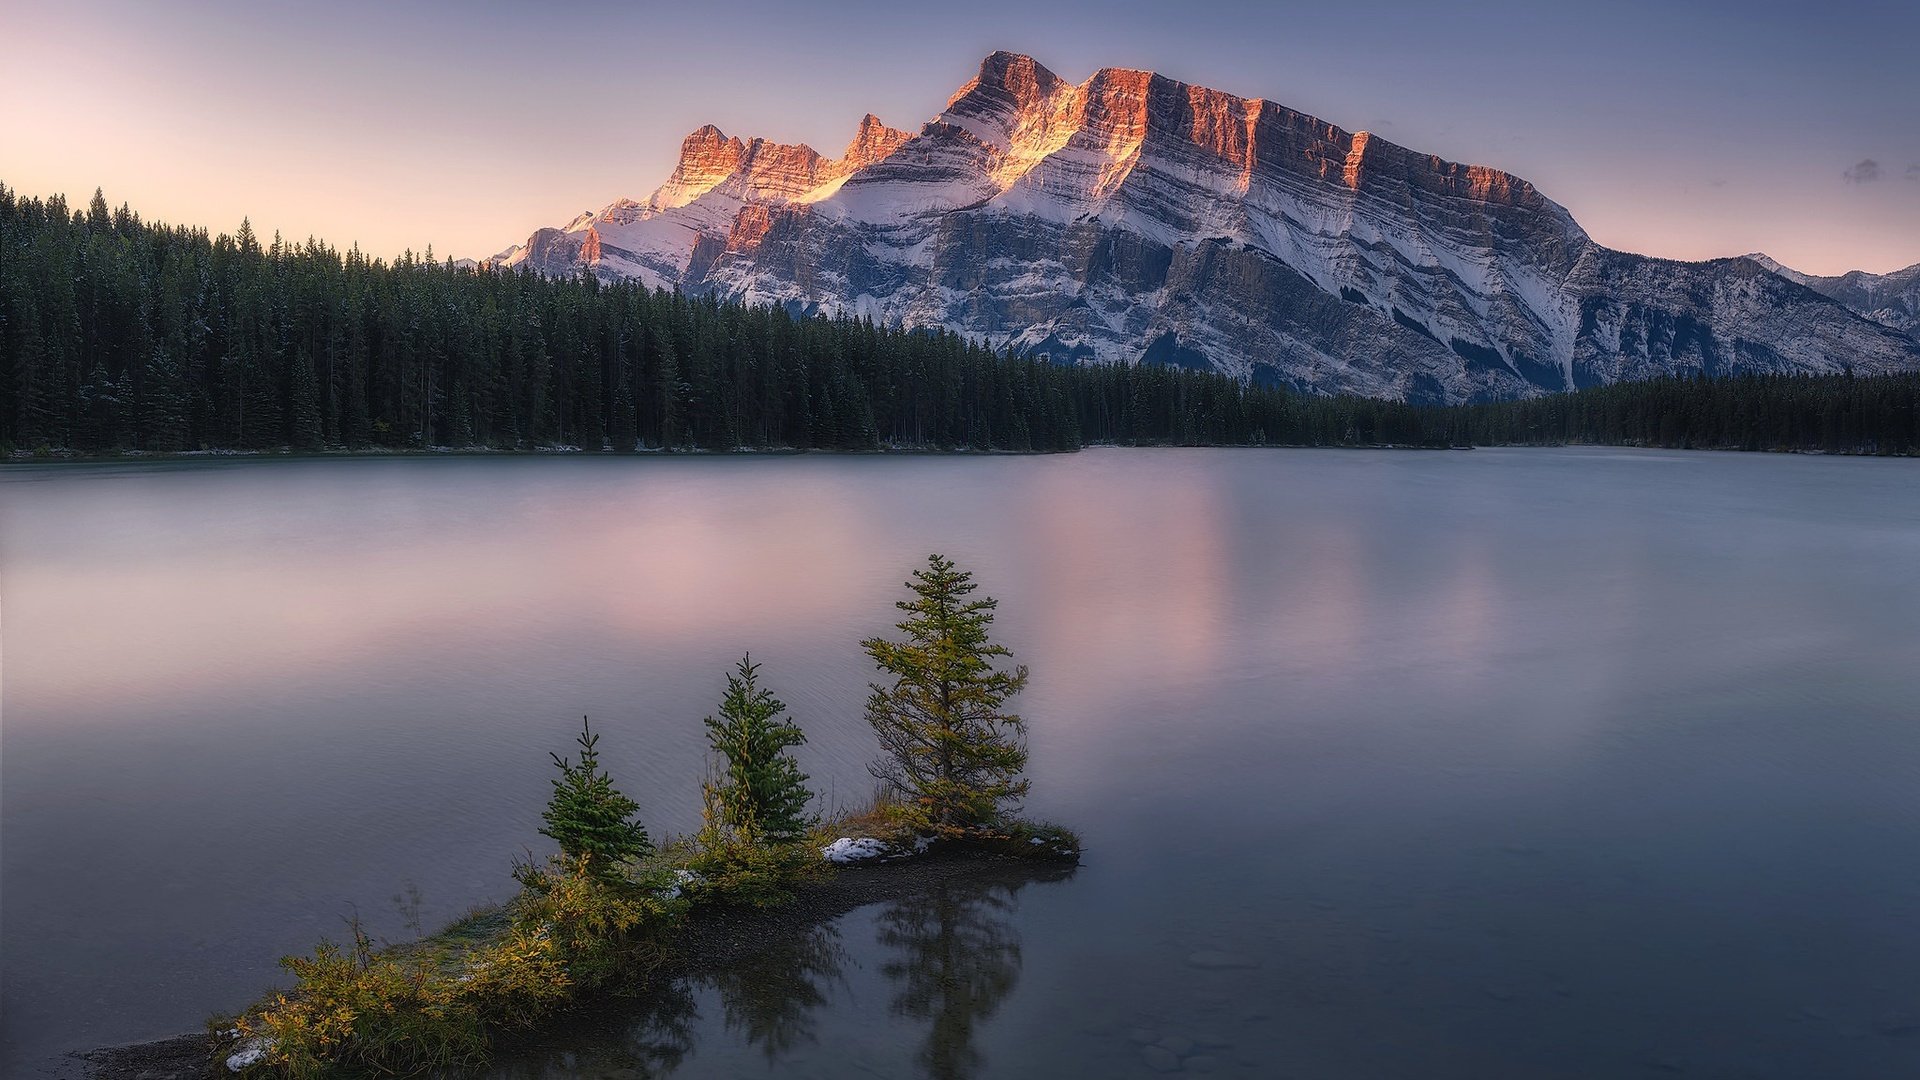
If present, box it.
[3,449,1919,1078]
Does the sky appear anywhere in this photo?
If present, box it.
[3,0,1916,275]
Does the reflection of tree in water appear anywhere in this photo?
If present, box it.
[483,863,1072,1079]
[480,977,697,1080]
[708,920,848,1061]
[879,871,1060,1080]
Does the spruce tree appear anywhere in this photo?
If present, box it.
[702,655,813,843]
[141,348,190,451]
[863,554,1030,836]
[539,717,650,879]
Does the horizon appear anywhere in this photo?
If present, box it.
[5,2,1918,276]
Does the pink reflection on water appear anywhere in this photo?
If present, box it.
[1013,456,1234,695]
[11,482,903,718]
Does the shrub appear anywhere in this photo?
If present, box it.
[510,855,678,992]
[685,833,825,908]
[225,921,487,1079]
[456,924,572,1029]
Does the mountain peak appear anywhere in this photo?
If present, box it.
[979,50,1055,80]
[648,125,750,210]
[1745,252,1812,285]
[842,113,912,170]
[950,50,1068,113]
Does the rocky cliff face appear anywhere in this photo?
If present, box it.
[487,52,1920,403]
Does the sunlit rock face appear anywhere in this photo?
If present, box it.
[1745,254,1920,339]
[486,52,1920,403]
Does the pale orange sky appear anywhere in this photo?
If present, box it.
[4,0,1916,276]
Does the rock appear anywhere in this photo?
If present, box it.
[1128,1028,1160,1045]
[1158,1035,1194,1056]
[1141,1044,1183,1073]
[1185,1055,1223,1074]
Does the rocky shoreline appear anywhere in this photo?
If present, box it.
[76,848,1076,1080]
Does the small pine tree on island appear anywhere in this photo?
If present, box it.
[538,716,651,879]
[701,655,814,844]
[863,554,1031,838]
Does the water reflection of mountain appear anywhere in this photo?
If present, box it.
[480,857,1075,1079]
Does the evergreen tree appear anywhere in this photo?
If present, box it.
[140,347,191,451]
[288,354,323,449]
[863,554,1031,836]
[608,368,639,451]
[700,655,813,843]
[538,717,651,878]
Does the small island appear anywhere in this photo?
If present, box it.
[99,554,1076,1080]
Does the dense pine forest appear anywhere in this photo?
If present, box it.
[3,186,1916,457]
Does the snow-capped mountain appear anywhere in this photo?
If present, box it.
[487,52,1920,403]
[1743,254,1920,339]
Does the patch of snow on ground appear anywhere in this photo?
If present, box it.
[659,869,699,900]
[822,837,891,864]
[227,1037,273,1072]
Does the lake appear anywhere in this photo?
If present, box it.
[3,448,1919,1078]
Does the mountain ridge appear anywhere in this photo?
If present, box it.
[487,51,1920,403]
[1742,253,1920,337]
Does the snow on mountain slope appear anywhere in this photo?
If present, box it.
[1744,254,1920,339]
[484,52,1920,403]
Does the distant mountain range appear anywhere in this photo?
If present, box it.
[487,52,1920,403]
[1741,254,1920,339]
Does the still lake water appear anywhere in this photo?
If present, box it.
[3,448,1919,1078]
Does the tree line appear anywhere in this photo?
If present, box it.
[3,185,1915,457]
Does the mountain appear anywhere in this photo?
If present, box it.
[1743,254,1920,339]
[491,115,912,284]
[487,52,1920,403]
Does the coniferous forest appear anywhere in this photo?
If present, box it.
[3,185,1916,457]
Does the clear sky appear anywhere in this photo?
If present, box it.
[4,0,1916,275]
